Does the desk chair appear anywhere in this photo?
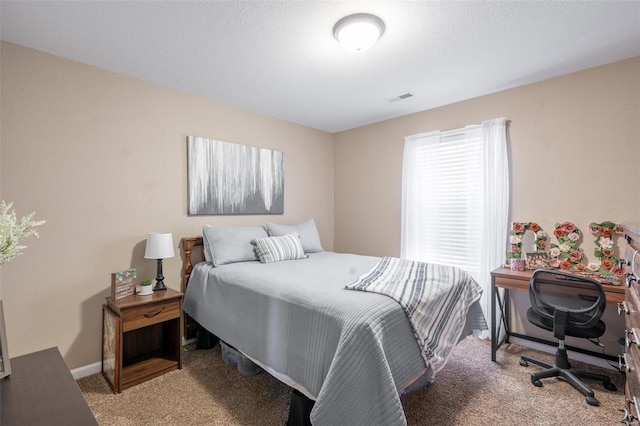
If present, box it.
[519,269,617,406]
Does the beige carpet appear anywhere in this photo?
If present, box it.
[78,337,625,425]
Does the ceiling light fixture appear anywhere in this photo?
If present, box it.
[333,13,385,52]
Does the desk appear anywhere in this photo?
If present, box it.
[0,347,97,425]
[490,267,625,362]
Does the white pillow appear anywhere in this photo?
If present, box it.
[202,225,268,267]
[251,233,307,264]
[265,218,323,253]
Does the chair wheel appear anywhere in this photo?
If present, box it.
[604,382,617,391]
[532,378,543,387]
[586,396,600,406]
[520,359,528,367]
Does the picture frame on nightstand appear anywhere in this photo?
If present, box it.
[111,269,137,301]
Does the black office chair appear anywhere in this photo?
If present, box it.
[519,269,617,406]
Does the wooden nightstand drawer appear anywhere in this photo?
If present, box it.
[122,299,180,332]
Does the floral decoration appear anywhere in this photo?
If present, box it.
[563,270,623,286]
[505,219,624,285]
[507,221,548,260]
[0,201,46,265]
[548,222,585,271]
[588,221,624,275]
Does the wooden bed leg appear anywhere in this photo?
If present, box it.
[181,237,204,340]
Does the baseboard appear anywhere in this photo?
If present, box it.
[71,361,102,380]
[510,336,621,371]
[70,337,198,380]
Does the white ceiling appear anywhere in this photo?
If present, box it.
[1,1,639,133]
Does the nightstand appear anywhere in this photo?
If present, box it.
[101,287,183,393]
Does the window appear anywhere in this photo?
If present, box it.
[402,127,483,277]
[401,118,510,337]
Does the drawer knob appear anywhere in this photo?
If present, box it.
[143,308,163,318]
[628,273,638,288]
[620,301,631,316]
[625,329,640,348]
[620,353,631,373]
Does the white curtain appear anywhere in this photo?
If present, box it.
[400,131,440,260]
[401,118,509,339]
[478,118,510,339]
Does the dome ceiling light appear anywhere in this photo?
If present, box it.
[333,13,385,52]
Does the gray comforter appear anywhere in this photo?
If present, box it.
[183,251,486,425]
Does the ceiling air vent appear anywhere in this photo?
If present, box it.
[388,93,413,102]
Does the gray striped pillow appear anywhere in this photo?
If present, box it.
[251,233,306,264]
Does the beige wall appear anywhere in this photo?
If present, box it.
[334,57,640,258]
[0,42,334,369]
[333,57,640,355]
[2,40,638,369]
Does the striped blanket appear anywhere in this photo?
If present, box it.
[345,257,484,373]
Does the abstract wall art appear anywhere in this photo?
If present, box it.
[187,135,284,215]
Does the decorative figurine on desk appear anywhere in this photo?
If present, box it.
[548,222,584,271]
[507,221,548,262]
[589,221,624,274]
[511,259,526,271]
[525,252,550,270]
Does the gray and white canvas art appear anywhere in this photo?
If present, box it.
[187,136,284,215]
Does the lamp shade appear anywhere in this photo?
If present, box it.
[144,233,175,259]
[333,13,385,52]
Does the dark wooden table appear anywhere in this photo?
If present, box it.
[0,347,97,425]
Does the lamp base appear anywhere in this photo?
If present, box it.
[153,259,167,291]
[153,279,167,291]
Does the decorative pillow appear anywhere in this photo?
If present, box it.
[251,233,307,264]
[202,225,268,267]
[265,218,323,253]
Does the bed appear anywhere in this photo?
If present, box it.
[181,224,487,426]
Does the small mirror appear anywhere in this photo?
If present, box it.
[0,300,11,379]
[521,229,537,253]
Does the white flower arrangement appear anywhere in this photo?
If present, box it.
[0,201,45,265]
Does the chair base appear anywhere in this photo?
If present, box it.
[519,348,617,407]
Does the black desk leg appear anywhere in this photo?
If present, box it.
[491,275,497,361]
[504,288,510,344]
[492,281,511,362]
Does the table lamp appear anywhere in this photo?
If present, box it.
[144,232,175,291]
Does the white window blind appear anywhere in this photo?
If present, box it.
[402,127,483,277]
